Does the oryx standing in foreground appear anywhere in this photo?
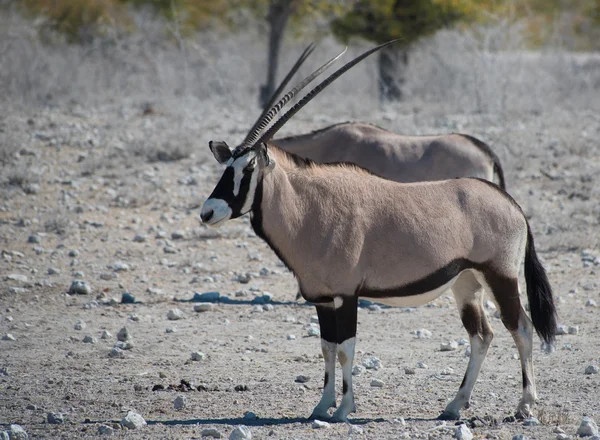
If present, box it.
[200,41,556,422]
[273,122,506,189]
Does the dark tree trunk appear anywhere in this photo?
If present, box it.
[260,0,295,109]
[378,44,409,102]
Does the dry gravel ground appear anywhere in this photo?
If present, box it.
[0,101,599,440]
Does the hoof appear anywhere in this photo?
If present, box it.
[503,415,517,423]
[514,410,530,420]
[330,414,349,423]
[308,412,331,422]
[438,411,460,421]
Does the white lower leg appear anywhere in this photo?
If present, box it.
[331,337,356,422]
[310,339,337,419]
[513,312,537,417]
[443,333,491,418]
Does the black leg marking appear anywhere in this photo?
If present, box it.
[342,380,349,394]
[316,303,337,343]
[324,372,330,388]
[484,272,521,332]
[522,371,531,389]
[334,295,358,344]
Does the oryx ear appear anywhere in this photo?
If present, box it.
[265,155,276,174]
[209,141,232,164]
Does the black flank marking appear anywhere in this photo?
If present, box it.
[459,133,506,190]
[343,380,349,394]
[358,259,470,299]
[483,272,521,332]
[315,304,337,344]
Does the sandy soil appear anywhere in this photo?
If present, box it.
[0,103,599,439]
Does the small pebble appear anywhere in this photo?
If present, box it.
[69,280,91,295]
[113,262,130,272]
[74,320,86,330]
[114,341,133,350]
[263,304,274,311]
[82,335,97,344]
[47,267,60,276]
[8,425,28,440]
[201,428,223,438]
[47,412,64,424]
[121,410,146,429]
[191,351,206,361]
[27,234,41,244]
[455,424,473,440]
[312,420,330,429]
[440,340,459,351]
[1,334,15,341]
[174,395,186,410]
[362,355,382,370]
[165,327,177,333]
[352,365,366,376]
[414,329,432,339]
[133,234,146,243]
[568,326,579,335]
[370,378,385,387]
[586,299,598,307]
[194,303,215,313]
[555,434,569,440]
[109,347,124,358]
[585,365,599,375]
[416,362,428,369]
[286,334,296,340]
[307,327,320,337]
[117,327,130,342]
[555,325,569,335]
[441,367,454,375]
[523,417,540,426]
[511,435,530,440]
[229,425,252,440]
[404,367,416,375]
[242,411,257,420]
[167,309,185,320]
[97,425,114,435]
[121,293,136,304]
[577,417,599,437]
[171,231,185,240]
[295,375,310,383]
[68,249,79,257]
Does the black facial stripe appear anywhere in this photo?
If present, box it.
[207,165,254,219]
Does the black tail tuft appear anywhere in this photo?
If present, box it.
[524,222,557,345]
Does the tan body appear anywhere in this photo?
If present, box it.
[273,122,505,188]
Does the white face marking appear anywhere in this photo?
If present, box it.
[231,152,257,197]
[200,198,232,228]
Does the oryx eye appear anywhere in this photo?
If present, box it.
[245,159,256,172]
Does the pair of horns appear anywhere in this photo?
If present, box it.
[241,39,401,151]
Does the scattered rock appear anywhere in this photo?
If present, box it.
[133,234,146,243]
[577,417,599,437]
[523,417,540,426]
[6,274,28,283]
[455,424,473,440]
[201,428,223,438]
[242,411,257,420]
[121,411,146,430]
[370,378,385,387]
[307,327,320,337]
[229,425,252,440]
[235,384,249,392]
[114,341,133,350]
[194,303,215,312]
[586,299,598,307]
[404,367,416,375]
[555,434,569,440]
[295,375,310,383]
[263,304,274,311]
[167,309,185,320]
[1,334,15,341]
[441,340,459,351]
[47,412,64,424]
[568,326,579,335]
[109,347,124,358]
[8,425,28,440]
[171,231,185,240]
[69,280,91,295]
[348,424,364,435]
[191,352,206,361]
[312,420,330,429]
[352,365,366,376]
[286,335,296,340]
[283,315,296,323]
[414,329,433,339]
[97,424,114,435]
[82,335,97,344]
[74,320,86,330]
[192,292,220,302]
[417,362,428,369]
[585,365,599,375]
[362,356,382,370]
[117,327,130,342]
[47,267,60,275]
[165,327,177,333]
[511,435,530,440]
[121,293,136,304]
[441,367,454,375]
[251,305,263,313]
[0,432,8,440]
[68,249,79,257]
[174,395,186,410]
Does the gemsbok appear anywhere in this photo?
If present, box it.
[273,122,505,189]
[200,41,557,422]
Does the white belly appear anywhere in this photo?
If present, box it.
[360,275,458,307]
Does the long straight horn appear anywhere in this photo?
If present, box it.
[256,39,401,146]
[243,43,316,144]
[241,47,348,148]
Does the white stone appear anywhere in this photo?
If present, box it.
[414,329,432,339]
[194,303,215,312]
[191,351,206,361]
[352,365,366,376]
[523,417,540,426]
[74,320,86,330]
[441,367,454,375]
[362,355,382,370]
[416,362,428,369]
[82,335,97,344]
[121,410,146,429]
[229,425,252,440]
[286,334,296,340]
[586,299,598,307]
[263,304,274,311]
[370,378,385,387]
[1,334,15,341]
[97,424,114,435]
[568,326,579,335]
[440,340,459,351]
[577,417,599,436]
[8,425,28,440]
[312,420,330,429]
[307,327,320,337]
[113,262,130,272]
[167,308,185,320]
[117,327,130,342]
[455,424,473,440]
[109,347,124,358]
[555,325,569,335]
[174,395,186,410]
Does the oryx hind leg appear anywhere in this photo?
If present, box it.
[477,270,537,419]
[440,270,493,420]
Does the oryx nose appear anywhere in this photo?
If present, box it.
[200,209,214,223]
